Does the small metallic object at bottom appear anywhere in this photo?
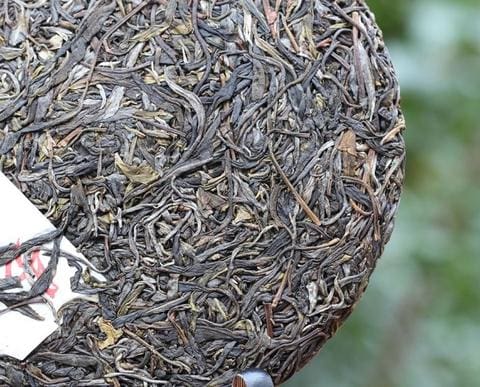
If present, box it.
[233,368,275,387]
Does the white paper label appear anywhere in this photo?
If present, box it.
[0,171,98,360]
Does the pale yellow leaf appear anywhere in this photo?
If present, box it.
[97,318,123,350]
[115,154,159,184]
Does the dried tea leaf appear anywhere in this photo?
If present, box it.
[115,154,159,184]
[97,318,123,350]
[307,282,319,313]
[48,35,64,50]
[337,129,357,156]
[233,207,253,224]
[172,22,193,35]
[103,86,125,119]
[251,60,266,100]
[9,8,29,46]
[132,26,167,42]
[0,47,24,60]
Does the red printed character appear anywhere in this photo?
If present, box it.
[3,240,58,298]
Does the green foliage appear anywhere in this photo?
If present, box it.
[285,0,480,385]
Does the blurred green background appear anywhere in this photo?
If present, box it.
[286,0,480,386]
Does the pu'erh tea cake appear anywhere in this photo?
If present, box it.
[0,0,405,385]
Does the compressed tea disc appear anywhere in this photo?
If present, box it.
[0,0,405,385]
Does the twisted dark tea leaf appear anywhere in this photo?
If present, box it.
[0,0,405,385]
